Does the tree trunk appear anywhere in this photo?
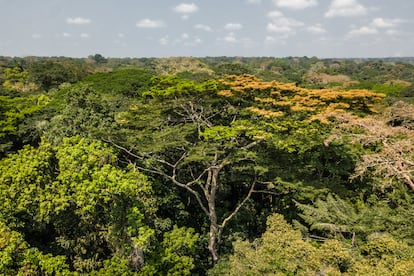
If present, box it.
[108,139,259,265]
[205,166,220,264]
[208,224,220,264]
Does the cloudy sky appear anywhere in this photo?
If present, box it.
[0,0,413,58]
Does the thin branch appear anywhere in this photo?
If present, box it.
[219,180,257,231]
[131,160,211,217]
[104,139,211,216]
[105,139,143,160]
[173,151,188,168]
[170,177,210,217]
[185,169,209,187]
[252,190,281,196]
[242,139,263,150]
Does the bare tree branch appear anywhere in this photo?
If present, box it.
[220,180,256,231]
[103,114,265,263]
[325,102,414,191]
[242,139,263,150]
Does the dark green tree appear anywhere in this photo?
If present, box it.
[90,53,107,64]
[81,68,154,98]
[44,83,117,144]
[0,93,49,156]
[28,60,86,90]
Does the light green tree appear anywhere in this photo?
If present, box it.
[209,213,414,275]
[2,66,39,92]
[0,221,70,275]
[0,136,155,273]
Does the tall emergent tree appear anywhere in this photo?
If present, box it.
[110,76,269,263]
[109,74,385,263]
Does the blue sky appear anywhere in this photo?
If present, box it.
[0,0,413,58]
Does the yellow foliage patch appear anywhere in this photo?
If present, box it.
[218,90,234,97]
[219,74,386,122]
[246,107,284,118]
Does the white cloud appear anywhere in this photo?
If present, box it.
[159,36,169,45]
[348,26,378,37]
[117,33,125,38]
[385,29,400,36]
[371,18,401,28]
[220,33,255,47]
[347,17,403,38]
[266,9,325,38]
[194,24,212,32]
[266,14,304,35]
[163,34,203,47]
[183,36,203,47]
[80,33,89,38]
[136,19,164,28]
[66,17,91,25]
[224,33,238,43]
[266,23,292,33]
[267,10,284,18]
[224,23,243,31]
[247,0,261,4]
[264,35,288,45]
[273,0,317,10]
[62,32,71,38]
[306,24,326,34]
[173,3,199,14]
[325,0,367,17]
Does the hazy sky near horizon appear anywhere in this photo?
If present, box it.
[0,0,413,58]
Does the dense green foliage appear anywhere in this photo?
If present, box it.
[0,55,414,274]
[209,213,414,275]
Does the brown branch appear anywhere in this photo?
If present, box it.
[242,139,263,150]
[168,174,210,217]
[137,164,210,217]
[252,189,281,196]
[179,101,213,128]
[105,139,144,160]
[219,180,257,231]
[104,139,211,216]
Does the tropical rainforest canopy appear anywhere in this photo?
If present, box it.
[1,55,414,275]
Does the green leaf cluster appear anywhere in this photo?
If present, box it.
[0,137,155,273]
[142,76,218,98]
[210,213,414,275]
[0,221,70,275]
[142,226,199,275]
[81,67,154,98]
[0,93,49,155]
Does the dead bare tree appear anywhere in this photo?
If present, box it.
[324,102,414,191]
